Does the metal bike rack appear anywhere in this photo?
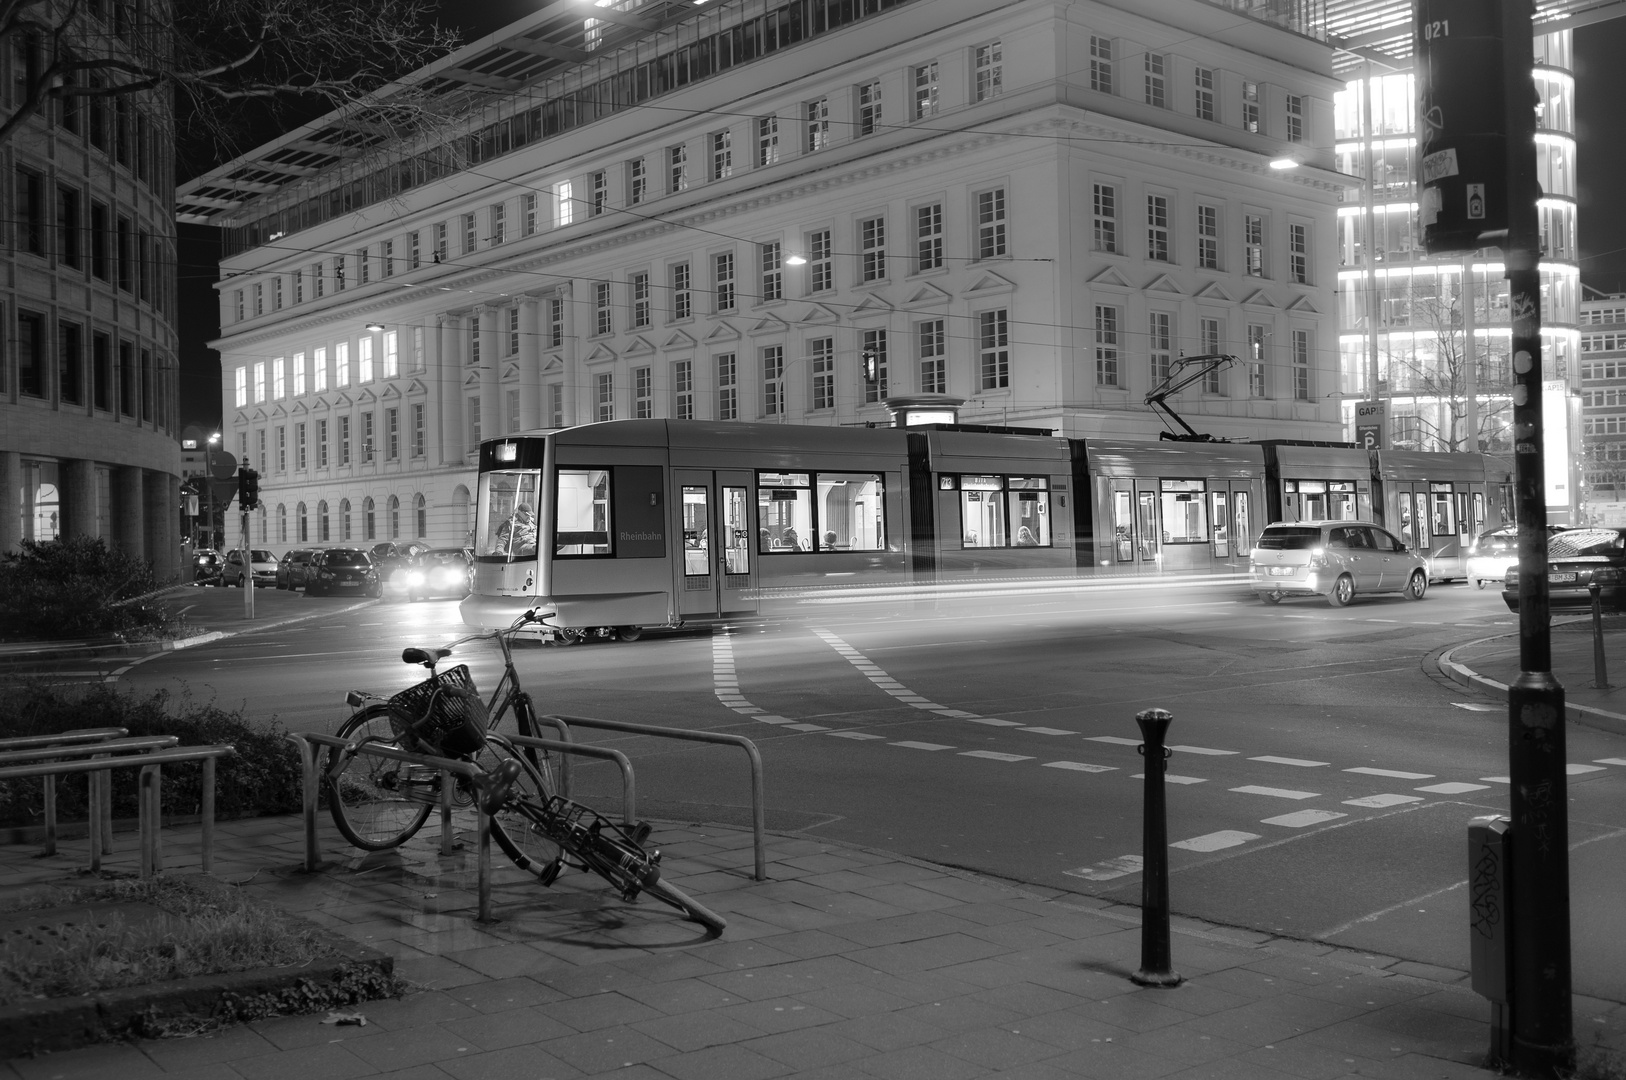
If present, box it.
[0,733,180,865]
[544,714,767,882]
[286,732,498,922]
[501,734,638,825]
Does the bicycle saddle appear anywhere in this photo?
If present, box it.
[401,647,453,667]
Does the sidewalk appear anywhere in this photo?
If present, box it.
[4,808,1624,1079]
[1440,613,1626,735]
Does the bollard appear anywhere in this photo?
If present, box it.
[1469,816,1513,1065]
[1590,582,1609,689]
[1130,708,1182,987]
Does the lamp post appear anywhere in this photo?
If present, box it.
[205,433,220,549]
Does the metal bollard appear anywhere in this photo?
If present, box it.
[1130,708,1182,988]
[1590,582,1609,689]
[1469,816,1513,1065]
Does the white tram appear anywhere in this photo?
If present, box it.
[460,420,1515,638]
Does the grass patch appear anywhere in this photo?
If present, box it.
[0,875,334,1004]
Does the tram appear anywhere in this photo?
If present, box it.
[460,419,1514,638]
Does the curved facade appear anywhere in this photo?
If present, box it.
[0,14,182,579]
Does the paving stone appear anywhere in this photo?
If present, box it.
[447,974,568,1013]
[435,1043,586,1080]
[823,909,983,947]
[847,932,1008,975]
[341,1021,479,1070]
[620,977,745,1015]
[221,1042,378,1080]
[540,1025,677,1074]
[713,996,845,1034]
[8,1043,168,1080]
[858,1042,1005,1080]
[926,1027,1062,1070]
[742,1026,873,1068]
[633,1008,767,1052]
[823,1010,950,1052]
[653,1041,794,1080]
[536,990,665,1032]
[136,1022,280,1070]
[441,1004,577,1048]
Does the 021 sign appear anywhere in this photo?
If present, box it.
[1355,400,1386,451]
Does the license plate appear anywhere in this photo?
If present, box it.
[339,581,360,588]
[1549,572,1578,583]
[1268,566,1295,577]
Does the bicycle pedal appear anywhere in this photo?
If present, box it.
[630,822,652,845]
[620,888,641,903]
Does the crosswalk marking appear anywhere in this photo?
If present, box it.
[827,731,885,741]
[1345,767,1434,779]
[1088,736,1143,746]
[784,723,829,732]
[1597,758,1626,766]
[1231,785,1320,800]
[1171,830,1259,852]
[1249,755,1330,767]
[961,751,1034,763]
[1020,727,1076,735]
[1262,809,1347,828]
[1344,794,1423,808]
[1132,773,1206,784]
[892,741,954,751]
[1415,781,1490,794]
[1065,855,1143,881]
[1042,761,1116,773]
[1170,745,1239,756]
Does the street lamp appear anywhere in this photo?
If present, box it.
[205,433,220,549]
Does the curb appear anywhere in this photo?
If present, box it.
[1436,635,1626,737]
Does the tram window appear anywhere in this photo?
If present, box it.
[682,486,709,575]
[475,469,541,561]
[1113,490,1133,561]
[1328,481,1356,522]
[1473,492,1486,531]
[1431,486,1457,536]
[1414,493,1430,542]
[1007,477,1049,546]
[758,472,812,552]
[1159,479,1206,543]
[722,487,750,573]
[1136,491,1159,559]
[960,475,1006,548]
[1210,491,1228,557]
[818,473,885,551]
[555,468,611,555]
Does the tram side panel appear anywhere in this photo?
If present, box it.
[1259,444,1376,528]
[914,429,1075,577]
[1373,450,1498,582]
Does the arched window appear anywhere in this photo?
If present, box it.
[452,484,471,547]
[388,495,400,539]
[363,497,376,540]
[414,493,427,539]
[277,504,287,544]
[297,502,308,543]
[318,500,330,542]
[340,498,351,540]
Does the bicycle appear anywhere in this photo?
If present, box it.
[324,609,725,932]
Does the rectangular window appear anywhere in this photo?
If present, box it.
[1242,80,1260,133]
[90,202,108,279]
[257,429,265,471]
[1145,52,1166,108]
[808,229,833,292]
[252,283,264,317]
[673,360,693,420]
[856,79,881,137]
[312,346,327,393]
[411,403,425,457]
[631,272,651,327]
[1197,204,1220,270]
[711,129,732,179]
[490,202,506,244]
[975,41,1003,101]
[1195,67,1215,122]
[1293,328,1311,401]
[1093,183,1117,252]
[356,248,369,284]
[1147,194,1170,261]
[293,268,303,304]
[1201,317,1225,393]
[435,222,448,262]
[16,168,43,255]
[253,360,266,402]
[58,321,82,404]
[339,415,351,466]
[979,310,1009,389]
[634,366,652,418]
[762,344,784,416]
[914,62,939,119]
[1286,94,1304,143]
[594,281,613,335]
[713,251,735,311]
[1289,222,1309,284]
[717,353,737,420]
[555,181,573,226]
[1094,305,1120,386]
[272,277,283,309]
[759,242,782,302]
[549,383,564,427]
[272,356,285,399]
[384,331,399,378]
[413,327,425,371]
[335,341,350,387]
[548,297,564,347]
[522,193,538,235]
[627,158,646,205]
[957,475,1050,549]
[552,468,611,557]
[296,422,307,470]
[56,185,80,269]
[91,333,109,409]
[466,398,480,454]
[1089,35,1113,94]
[362,411,376,462]
[1149,311,1173,385]
[470,321,480,367]
[668,144,689,193]
[591,171,606,216]
[859,216,886,281]
[1245,213,1264,276]
[805,98,830,152]
[915,203,943,272]
[671,262,691,320]
[976,188,1006,259]
[1248,324,1268,397]
[381,239,394,277]
[862,328,888,402]
[507,307,520,355]
[757,116,779,166]
[463,212,477,253]
[504,391,518,435]
[17,312,45,397]
[918,319,946,394]
[234,365,247,407]
[810,338,834,410]
[409,231,421,269]
[358,336,374,383]
[332,254,345,292]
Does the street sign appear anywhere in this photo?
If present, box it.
[1354,400,1387,450]
[209,450,238,480]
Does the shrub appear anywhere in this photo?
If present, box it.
[0,536,186,642]
[0,682,303,829]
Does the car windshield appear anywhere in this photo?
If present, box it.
[1548,529,1625,558]
[326,551,371,567]
[1476,531,1517,553]
[251,550,275,562]
[422,550,465,564]
[1256,527,1322,551]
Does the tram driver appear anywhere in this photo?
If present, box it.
[497,502,538,557]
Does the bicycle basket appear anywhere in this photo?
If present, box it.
[387,665,488,757]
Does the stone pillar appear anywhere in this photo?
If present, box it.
[64,458,99,541]
[0,451,21,555]
[520,298,542,431]
[478,306,499,445]
[561,283,579,427]
[146,470,179,582]
[438,313,462,466]
[114,465,145,561]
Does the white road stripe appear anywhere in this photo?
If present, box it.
[1088,736,1143,746]
[1231,785,1320,800]
[892,741,955,751]
[784,723,830,732]
[1344,767,1435,779]
[1043,761,1116,773]
[960,751,1034,763]
[1415,781,1491,794]
[1344,794,1423,808]
[1171,831,1259,852]
[1020,727,1077,735]
[1596,758,1626,767]
[828,732,886,741]
[1064,855,1143,881]
[1568,764,1606,775]
[1170,745,1238,756]
[1131,773,1207,784]
[1262,809,1347,828]
[1249,756,1330,767]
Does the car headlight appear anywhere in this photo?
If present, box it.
[407,571,426,586]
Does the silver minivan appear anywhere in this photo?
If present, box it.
[1250,521,1430,607]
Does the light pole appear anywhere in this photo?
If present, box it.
[205,433,220,549]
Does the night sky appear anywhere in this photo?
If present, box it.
[171,8,1626,435]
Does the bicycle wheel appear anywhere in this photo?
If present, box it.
[478,737,566,881]
[326,703,433,850]
[641,877,727,935]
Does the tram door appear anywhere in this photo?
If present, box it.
[675,470,758,617]
[1106,479,1162,568]
[1209,486,1254,565]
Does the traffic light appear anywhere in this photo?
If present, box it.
[238,467,261,511]
[861,349,879,385]
[1413,0,1523,254]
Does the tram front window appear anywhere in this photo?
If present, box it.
[475,470,541,561]
[556,469,612,555]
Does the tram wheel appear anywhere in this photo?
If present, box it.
[553,628,585,646]
[616,625,643,642]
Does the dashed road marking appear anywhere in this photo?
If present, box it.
[1597,758,1626,767]
[1170,745,1238,756]
[893,741,955,751]
[1415,781,1490,794]
[1231,785,1320,800]
[1451,702,1500,712]
[1263,809,1347,828]
[1043,761,1116,773]
[1249,756,1330,767]
[1131,773,1206,784]
[1345,767,1434,779]
[1345,794,1424,808]
[1065,855,1143,881]
[1088,736,1143,746]
[1171,831,1259,852]
[784,723,830,732]
[1568,764,1606,775]
[812,628,1029,729]
[960,751,1034,763]
[1020,727,1077,736]
[1480,776,1511,784]
[828,731,886,741]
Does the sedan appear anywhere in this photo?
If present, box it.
[405,548,473,601]
[1503,527,1626,612]
[306,548,382,598]
[191,549,222,586]
[276,548,319,591]
[1250,521,1429,606]
[1466,525,1569,589]
[222,549,279,588]
[370,541,431,595]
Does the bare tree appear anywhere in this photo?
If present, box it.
[1383,286,1512,453]
[0,0,458,152]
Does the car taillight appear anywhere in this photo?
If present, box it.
[1593,568,1619,584]
[1307,546,1328,569]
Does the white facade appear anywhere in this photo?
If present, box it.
[194,0,1350,550]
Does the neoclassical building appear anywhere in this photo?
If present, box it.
[1,3,182,577]
[184,0,1352,551]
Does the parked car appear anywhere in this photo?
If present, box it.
[222,548,279,588]
[405,548,473,601]
[1466,525,1571,589]
[1250,521,1429,606]
[306,548,382,598]
[191,549,222,586]
[370,541,431,594]
[1503,527,1626,612]
[276,548,319,590]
